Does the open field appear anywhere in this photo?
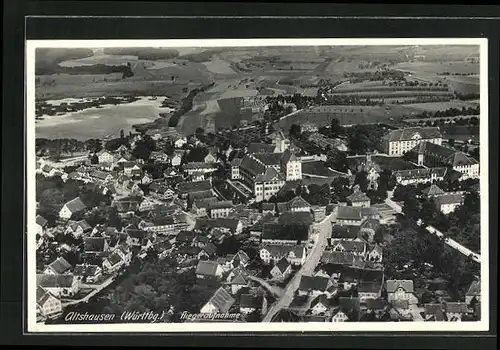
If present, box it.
[35,45,480,138]
[276,104,423,130]
[440,125,480,142]
[401,100,480,112]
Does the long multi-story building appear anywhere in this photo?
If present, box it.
[412,141,480,180]
[381,127,443,156]
[234,149,302,202]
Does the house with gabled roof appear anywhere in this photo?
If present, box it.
[421,184,445,198]
[270,257,292,282]
[239,294,264,315]
[367,244,383,263]
[298,275,331,297]
[196,260,224,280]
[228,272,249,295]
[197,242,217,260]
[36,215,48,236]
[330,297,360,322]
[310,294,331,316]
[381,126,442,156]
[64,220,92,239]
[260,244,306,266]
[465,280,481,305]
[83,237,109,256]
[44,257,72,275]
[358,281,383,302]
[103,251,126,274]
[59,197,87,219]
[36,274,79,298]
[444,302,469,322]
[200,287,235,314]
[347,189,371,208]
[433,193,464,215]
[97,150,114,164]
[424,303,445,321]
[36,286,62,319]
[386,279,418,305]
[276,196,311,214]
[73,264,102,283]
[330,239,367,257]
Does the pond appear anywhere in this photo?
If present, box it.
[35,96,175,140]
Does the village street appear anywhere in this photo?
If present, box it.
[261,213,332,322]
[61,275,116,307]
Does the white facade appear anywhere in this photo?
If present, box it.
[38,294,62,318]
[254,179,285,202]
[454,163,480,180]
[387,137,442,156]
[98,151,114,164]
[438,202,461,215]
[59,205,74,220]
[285,160,302,181]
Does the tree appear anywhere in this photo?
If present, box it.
[326,150,349,173]
[331,177,351,203]
[195,128,205,141]
[330,118,343,138]
[448,138,455,148]
[354,171,369,193]
[185,146,208,163]
[289,124,302,138]
[120,129,125,140]
[132,136,156,161]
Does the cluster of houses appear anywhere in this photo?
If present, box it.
[35,121,481,324]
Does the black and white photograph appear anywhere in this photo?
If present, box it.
[26,38,489,332]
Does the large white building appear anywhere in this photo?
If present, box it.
[381,127,443,156]
[235,149,302,202]
[412,141,480,180]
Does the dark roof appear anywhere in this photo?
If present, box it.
[183,162,218,170]
[338,297,361,313]
[320,251,355,265]
[252,152,284,166]
[422,184,445,197]
[195,218,241,232]
[106,251,123,266]
[126,229,148,240]
[394,167,447,180]
[240,154,266,177]
[208,200,234,210]
[433,193,464,206]
[202,242,217,255]
[276,196,311,213]
[188,190,215,204]
[261,203,276,211]
[358,281,382,293]
[255,167,285,183]
[239,294,263,309]
[84,237,107,252]
[424,303,445,321]
[196,260,221,276]
[275,257,291,273]
[176,230,196,242]
[112,199,139,213]
[261,244,305,259]
[415,142,478,167]
[206,287,235,313]
[47,257,72,274]
[262,222,309,242]
[310,294,330,309]
[36,215,48,227]
[386,280,414,293]
[37,274,75,288]
[247,143,276,154]
[331,225,361,239]
[178,180,212,194]
[347,191,370,203]
[36,286,56,306]
[365,298,387,310]
[74,264,101,277]
[336,206,362,221]
[63,197,87,213]
[299,276,329,292]
[385,127,442,142]
[229,272,248,285]
[445,302,468,314]
[271,308,301,322]
[466,280,481,297]
[330,239,366,254]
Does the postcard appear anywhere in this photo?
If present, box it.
[26,38,489,332]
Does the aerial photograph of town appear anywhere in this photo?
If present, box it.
[32,43,483,326]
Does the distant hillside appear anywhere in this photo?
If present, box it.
[102,47,179,60]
